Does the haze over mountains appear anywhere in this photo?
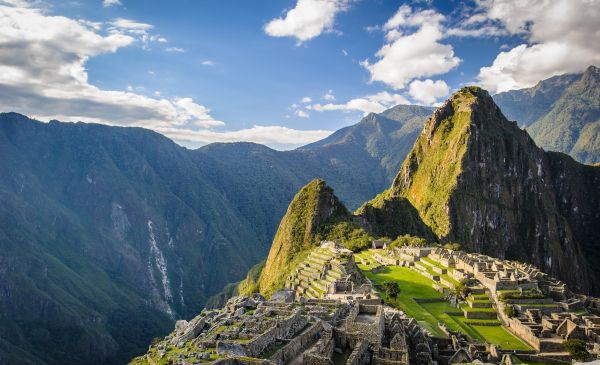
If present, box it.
[1,69,600,365]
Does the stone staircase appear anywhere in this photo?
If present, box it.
[286,248,348,300]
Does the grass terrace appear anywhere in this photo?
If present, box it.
[357,262,531,350]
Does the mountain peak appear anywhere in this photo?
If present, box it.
[257,179,349,296]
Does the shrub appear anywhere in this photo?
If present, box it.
[563,339,589,361]
[504,305,516,318]
[454,279,470,299]
[383,281,400,298]
[388,234,427,249]
[443,242,461,251]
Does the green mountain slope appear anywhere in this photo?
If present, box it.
[0,105,430,364]
[257,179,351,296]
[494,65,600,164]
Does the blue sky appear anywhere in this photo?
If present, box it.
[0,0,598,149]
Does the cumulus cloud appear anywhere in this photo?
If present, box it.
[264,0,348,44]
[201,60,216,66]
[301,96,312,103]
[308,91,410,115]
[476,0,600,93]
[361,5,460,90]
[322,90,335,100]
[408,79,450,105]
[103,0,122,7]
[0,3,222,131]
[294,109,310,118]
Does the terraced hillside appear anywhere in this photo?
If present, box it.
[355,249,531,351]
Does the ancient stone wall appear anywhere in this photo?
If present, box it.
[269,322,323,365]
[508,318,541,351]
[245,309,307,357]
[347,341,370,365]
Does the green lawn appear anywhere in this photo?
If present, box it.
[512,355,559,365]
[358,264,532,350]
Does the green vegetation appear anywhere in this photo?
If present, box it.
[384,281,401,298]
[511,356,561,365]
[358,264,530,350]
[388,88,476,237]
[499,289,545,301]
[563,339,590,361]
[258,179,350,296]
[453,279,470,299]
[388,234,427,248]
[504,305,516,318]
[442,242,461,251]
[315,221,374,252]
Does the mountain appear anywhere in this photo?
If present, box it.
[254,87,600,302]
[256,179,351,296]
[0,105,430,365]
[300,105,435,182]
[363,87,600,295]
[494,65,600,164]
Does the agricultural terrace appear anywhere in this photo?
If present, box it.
[355,250,531,351]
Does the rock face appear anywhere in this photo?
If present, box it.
[257,179,350,296]
[370,87,600,294]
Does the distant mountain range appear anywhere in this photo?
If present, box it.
[0,105,431,365]
[494,65,600,164]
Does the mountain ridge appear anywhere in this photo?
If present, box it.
[494,65,600,164]
[0,105,430,365]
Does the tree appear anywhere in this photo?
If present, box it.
[454,279,470,299]
[384,281,400,298]
[503,305,516,318]
[563,339,590,361]
[443,242,461,251]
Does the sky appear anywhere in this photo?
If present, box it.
[0,0,599,149]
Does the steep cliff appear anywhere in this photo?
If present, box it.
[367,87,600,294]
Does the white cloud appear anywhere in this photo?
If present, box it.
[201,60,216,66]
[301,96,312,103]
[294,109,310,118]
[166,46,185,53]
[103,0,122,7]
[156,125,332,150]
[476,0,600,93]
[264,0,348,44]
[446,25,506,38]
[0,3,222,132]
[107,17,167,47]
[341,49,348,56]
[109,18,153,32]
[361,5,460,90]
[322,89,335,100]
[309,91,410,115]
[408,79,450,105]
